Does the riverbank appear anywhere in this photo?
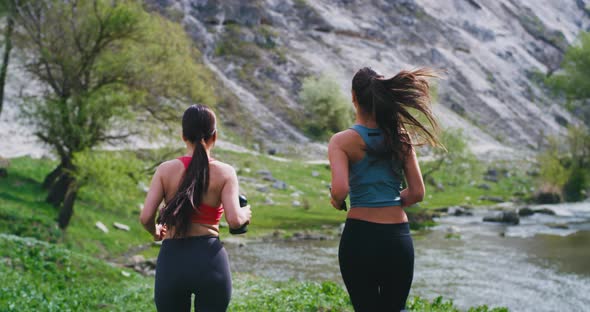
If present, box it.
[0,153,515,311]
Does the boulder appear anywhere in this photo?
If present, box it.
[534,207,556,215]
[272,180,287,190]
[448,206,473,216]
[256,186,269,193]
[484,175,498,183]
[311,171,319,177]
[546,222,569,229]
[292,200,301,207]
[477,183,491,190]
[264,197,274,205]
[257,170,272,176]
[479,195,504,203]
[130,255,146,265]
[483,211,519,225]
[518,207,535,216]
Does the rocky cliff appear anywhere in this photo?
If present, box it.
[2,0,590,159]
[154,0,590,157]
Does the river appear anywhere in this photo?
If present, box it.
[224,202,590,312]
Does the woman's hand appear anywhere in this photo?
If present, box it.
[155,224,167,241]
[330,196,345,210]
[240,204,252,225]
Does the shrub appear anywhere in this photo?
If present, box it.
[299,74,353,140]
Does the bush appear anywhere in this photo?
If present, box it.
[299,74,353,140]
[563,167,587,201]
[72,150,146,213]
[536,126,590,202]
[421,128,480,186]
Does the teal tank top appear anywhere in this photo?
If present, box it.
[348,124,403,208]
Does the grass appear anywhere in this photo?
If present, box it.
[0,152,512,311]
[0,149,535,258]
[0,234,507,312]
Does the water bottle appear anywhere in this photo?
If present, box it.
[229,194,249,234]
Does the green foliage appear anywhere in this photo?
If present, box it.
[230,276,351,311]
[299,74,353,140]
[537,137,569,189]
[16,0,216,157]
[72,150,145,211]
[545,31,590,124]
[407,296,508,312]
[214,25,260,59]
[537,125,590,201]
[422,128,480,185]
[0,234,152,312]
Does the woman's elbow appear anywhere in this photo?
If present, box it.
[139,214,152,226]
[331,186,349,202]
[414,190,425,203]
[226,215,242,229]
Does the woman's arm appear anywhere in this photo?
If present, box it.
[221,167,251,228]
[400,147,425,208]
[328,132,349,210]
[140,166,165,240]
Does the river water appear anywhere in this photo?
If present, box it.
[224,202,590,312]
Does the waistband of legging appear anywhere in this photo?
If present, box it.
[344,218,411,236]
[161,234,219,245]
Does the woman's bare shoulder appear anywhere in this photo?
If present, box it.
[209,160,236,177]
[330,129,361,147]
[155,159,185,175]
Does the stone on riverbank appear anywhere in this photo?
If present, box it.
[448,206,473,216]
[483,211,520,225]
[479,195,505,203]
[534,207,557,215]
[518,207,535,216]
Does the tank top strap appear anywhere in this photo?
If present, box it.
[349,124,382,149]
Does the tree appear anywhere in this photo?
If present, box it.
[0,0,15,117]
[421,128,477,186]
[299,74,353,140]
[545,31,590,125]
[13,0,215,229]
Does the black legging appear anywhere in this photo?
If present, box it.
[155,235,231,312]
[339,219,414,312]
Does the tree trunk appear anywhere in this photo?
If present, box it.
[0,15,14,116]
[43,164,63,189]
[46,173,74,207]
[57,181,78,229]
[45,158,74,207]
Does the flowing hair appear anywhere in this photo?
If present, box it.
[157,104,216,237]
[352,67,442,165]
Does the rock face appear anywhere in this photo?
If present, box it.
[140,0,589,158]
[2,0,589,158]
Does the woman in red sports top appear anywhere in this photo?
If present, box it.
[140,104,251,312]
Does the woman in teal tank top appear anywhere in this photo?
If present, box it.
[329,67,441,312]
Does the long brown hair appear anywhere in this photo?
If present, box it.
[157,104,216,237]
[352,67,441,164]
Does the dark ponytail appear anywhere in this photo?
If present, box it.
[352,67,441,165]
[158,104,216,237]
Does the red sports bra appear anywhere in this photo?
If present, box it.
[177,156,223,225]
